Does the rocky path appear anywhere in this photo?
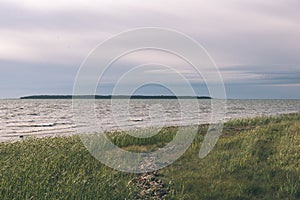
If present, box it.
[128,171,172,199]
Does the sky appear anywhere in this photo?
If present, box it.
[0,0,299,99]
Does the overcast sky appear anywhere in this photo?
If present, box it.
[0,0,299,99]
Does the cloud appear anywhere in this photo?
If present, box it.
[1,0,300,66]
[220,65,300,85]
[0,0,299,98]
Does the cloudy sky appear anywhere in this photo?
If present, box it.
[0,0,299,99]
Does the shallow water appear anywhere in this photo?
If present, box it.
[0,99,299,141]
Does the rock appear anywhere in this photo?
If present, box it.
[128,172,172,200]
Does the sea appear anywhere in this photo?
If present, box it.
[0,99,299,142]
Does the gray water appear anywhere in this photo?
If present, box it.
[0,99,299,142]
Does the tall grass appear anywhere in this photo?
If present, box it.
[0,137,134,199]
[1,113,299,199]
[161,113,300,199]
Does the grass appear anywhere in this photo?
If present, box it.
[1,113,299,199]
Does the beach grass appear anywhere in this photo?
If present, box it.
[1,113,299,199]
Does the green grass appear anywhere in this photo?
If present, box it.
[1,113,299,199]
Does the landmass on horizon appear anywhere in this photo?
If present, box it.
[20,95,213,99]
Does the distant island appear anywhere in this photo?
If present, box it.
[20,95,212,99]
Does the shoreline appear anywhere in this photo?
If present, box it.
[1,111,299,143]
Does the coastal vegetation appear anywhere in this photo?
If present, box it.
[1,113,299,199]
[20,95,212,99]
